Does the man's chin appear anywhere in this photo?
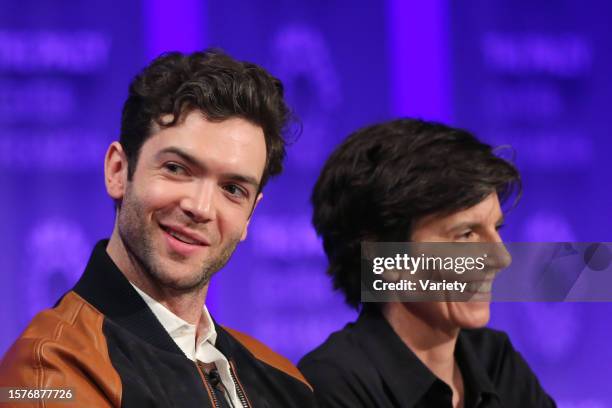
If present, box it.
[156,276,209,292]
[146,264,211,293]
[449,301,491,329]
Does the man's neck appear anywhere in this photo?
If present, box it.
[382,302,463,405]
[106,230,208,325]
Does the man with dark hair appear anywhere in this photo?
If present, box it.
[299,119,555,407]
[0,50,315,407]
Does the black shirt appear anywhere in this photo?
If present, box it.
[298,309,556,408]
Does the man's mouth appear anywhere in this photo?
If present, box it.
[159,224,206,246]
[465,280,493,294]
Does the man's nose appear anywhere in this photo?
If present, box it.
[484,232,512,270]
[180,180,216,222]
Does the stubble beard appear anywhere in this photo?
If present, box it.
[117,185,240,293]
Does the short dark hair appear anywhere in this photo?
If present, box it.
[120,49,290,189]
[311,119,521,309]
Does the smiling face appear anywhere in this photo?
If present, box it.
[105,111,266,292]
[406,192,511,330]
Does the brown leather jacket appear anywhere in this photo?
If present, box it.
[0,240,315,407]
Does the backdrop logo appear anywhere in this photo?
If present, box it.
[0,30,111,73]
[25,218,89,316]
[272,24,341,170]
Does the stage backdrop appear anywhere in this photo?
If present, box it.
[1,1,610,406]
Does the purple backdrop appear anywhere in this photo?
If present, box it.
[1,1,610,406]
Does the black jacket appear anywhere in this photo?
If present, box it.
[299,309,556,408]
[0,240,315,408]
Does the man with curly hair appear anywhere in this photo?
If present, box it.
[0,50,315,408]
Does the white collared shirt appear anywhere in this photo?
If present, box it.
[130,283,242,407]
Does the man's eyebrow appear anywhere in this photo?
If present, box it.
[447,222,478,232]
[156,147,202,168]
[448,216,506,232]
[156,147,261,190]
[221,172,260,190]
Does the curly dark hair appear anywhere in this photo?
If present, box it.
[120,49,290,189]
[312,119,522,309]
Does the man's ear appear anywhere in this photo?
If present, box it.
[240,192,263,241]
[105,142,129,201]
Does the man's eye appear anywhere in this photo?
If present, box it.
[223,184,246,198]
[459,230,475,240]
[164,163,186,175]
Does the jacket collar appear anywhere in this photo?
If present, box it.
[72,239,186,356]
